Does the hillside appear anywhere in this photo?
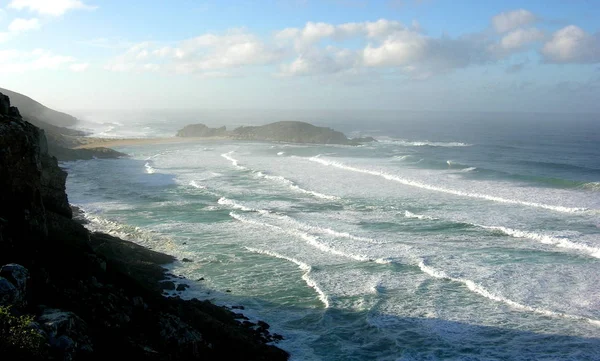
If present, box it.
[177,121,367,145]
[0,87,79,127]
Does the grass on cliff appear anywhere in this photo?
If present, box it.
[0,306,47,360]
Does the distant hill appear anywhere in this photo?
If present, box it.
[0,87,78,127]
[177,121,369,145]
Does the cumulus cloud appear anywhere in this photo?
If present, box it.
[275,19,405,49]
[542,25,600,63]
[106,31,284,75]
[8,17,40,32]
[8,0,97,16]
[499,28,544,50]
[492,9,537,33]
[0,48,80,72]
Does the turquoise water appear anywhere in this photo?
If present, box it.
[65,115,600,360]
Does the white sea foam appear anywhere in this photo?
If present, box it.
[582,182,600,191]
[219,197,383,245]
[308,157,588,214]
[189,180,206,189]
[221,151,248,170]
[460,167,477,172]
[222,151,338,200]
[404,211,437,220]
[418,260,600,326]
[381,139,472,147]
[218,197,270,215]
[482,226,600,259]
[144,162,156,174]
[230,212,370,262]
[393,155,413,161]
[254,171,339,200]
[244,247,329,308]
[277,152,285,156]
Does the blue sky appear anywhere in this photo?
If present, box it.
[0,0,599,113]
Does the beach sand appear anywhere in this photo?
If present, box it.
[74,136,227,149]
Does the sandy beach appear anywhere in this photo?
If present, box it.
[74,136,228,149]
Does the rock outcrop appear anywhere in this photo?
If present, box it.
[0,93,288,361]
[0,87,78,127]
[176,124,227,138]
[177,120,357,145]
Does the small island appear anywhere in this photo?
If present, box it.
[176,121,375,145]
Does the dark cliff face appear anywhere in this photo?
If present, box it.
[0,93,288,360]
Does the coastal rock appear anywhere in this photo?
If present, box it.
[176,124,227,137]
[38,308,93,357]
[0,264,29,306]
[0,277,18,305]
[176,121,359,145]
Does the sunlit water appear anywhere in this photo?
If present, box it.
[65,112,600,360]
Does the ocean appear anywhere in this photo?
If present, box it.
[64,110,600,360]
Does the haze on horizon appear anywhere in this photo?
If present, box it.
[0,0,599,114]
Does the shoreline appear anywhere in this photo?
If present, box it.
[74,136,228,149]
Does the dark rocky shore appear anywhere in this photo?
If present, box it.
[0,93,288,360]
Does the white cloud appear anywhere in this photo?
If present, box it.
[0,48,77,72]
[69,62,89,72]
[492,9,537,33]
[8,0,97,16]
[275,19,405,50]
[542,25,600,63]
[279,47,360,76]
[499,28,544,50]
[8,17,40,33]
[106,32,284,75]
[363,29,427,67]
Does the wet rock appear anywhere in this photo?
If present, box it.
[160,281,176,290]
[182,258,193,263]
[176,284,189,292]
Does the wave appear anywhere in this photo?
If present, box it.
[219,197,384,245]
[404,211,437,220]
[144,162,156,174]
[222,151,339,201]
[189,181,206,189]
[482,226,600,259]
[221,151,248,170]
[460,167,477,172]
[229,212,374,263]
[582,182,600,191]
[254,171,339,201]
[418,260,600,326]
[244,247,329,308]
[308,157,589,214]
[380,139,472,147]
[277,152,285,156]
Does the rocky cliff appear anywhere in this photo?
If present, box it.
[0,94,288,360]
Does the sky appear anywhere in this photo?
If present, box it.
[0,0,599,113]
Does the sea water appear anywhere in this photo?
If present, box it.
[65,110,600,360]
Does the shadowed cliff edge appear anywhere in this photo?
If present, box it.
[0,92,288,360]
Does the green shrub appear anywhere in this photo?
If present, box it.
[0,306,47,360]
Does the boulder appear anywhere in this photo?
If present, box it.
[0,263,29,306]
[38,308,93,357]
[0,277,18,305]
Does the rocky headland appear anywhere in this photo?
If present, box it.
[177,121,376,145]
[0,88,125,162]
[0,93,288,360]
